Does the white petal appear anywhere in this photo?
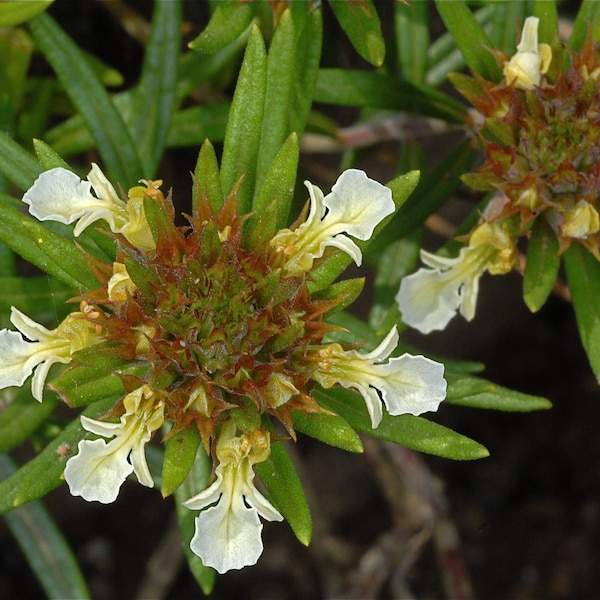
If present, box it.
[22,168,113,232]
[361,326,399,362]
[30,353,69,401]
[10,306,53,342]
[377,354,447,417]
[324,169,394,240]
[396,269,461,334]
[0,329,38,389]
[189,492,265,574]
[64,438,134,504]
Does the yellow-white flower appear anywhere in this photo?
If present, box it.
[64,386,164,504]
[0,307,99,401]
[397,222,516,334]
[22,164,155,250]
[561,200,600,239]
[503,16,552,90]
[310,326,446,428]
[183,423,282,573]
[271,169,394,275]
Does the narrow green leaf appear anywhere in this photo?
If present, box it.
[523,217,560,312]
[445,373,552,412]
[314,69,467,123]
[0,1,53,26]
[292,410,363,453]
[130,0,182,176]
[435,0,502,81]
[329,0,385,67]
[219,25,267,214]
[0,454,90,600]
[0,131,41,190]
[174,447,215,595]
[50,355,148,408]
[188,1,256,54]
[315,386,489,461]
[0,276,73,325]
[193,138,224,215]
[564,244,600,381]
[0,395,117,513]
[32,138,70,170]
[0,390,58,452]
[256,441,312,545]
[289,7,322,137]
[394,0,429,83]
[162,425,202,498]
[570,0,600,50]
[311,276,365,317]
[0,196,97,289]
[255,9,297,193]
[29,13,143,186]
[532,1,559,46]
[252,132,298,233]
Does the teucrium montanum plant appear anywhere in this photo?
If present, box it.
[2,163,446,573]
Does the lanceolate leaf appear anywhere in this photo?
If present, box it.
[523,217,560,313]
[435,0,502,81]
[564,244,600,381]
[314,69,467,123]
[0,131,41,190]
[162,425,202,498]
[0,390,58,452]
[0,195,97,289]
[329,0,385,67]
[292,410,363,453]
[29,13,143,186]
[130,0,182,177]
[219,25,267,215]
[174,447,215,595]
[0,1,54,27]
[0,454,90,600]
[315,386,489,461]
[445,373,552,412]
[256,441,312,546]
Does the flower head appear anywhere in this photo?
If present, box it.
[397,222,516,333]
[0,307,100,401]
[271,169,394,275]
[64,386,164,503]
[13,164,447,575]
[22,164,155,250]
[183,422,282,573]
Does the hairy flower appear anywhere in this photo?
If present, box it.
[0,307,100,401]
[183,423,282,573]
[64,386,164,503]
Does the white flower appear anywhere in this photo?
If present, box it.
[183,423,283,573]
[503,16,552,90]
[397,222,516,334]
[64,386,164,504]
[0,307,99,401]
[22,164,155,250]
[271,169,394,274]
[310,326,446,428]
